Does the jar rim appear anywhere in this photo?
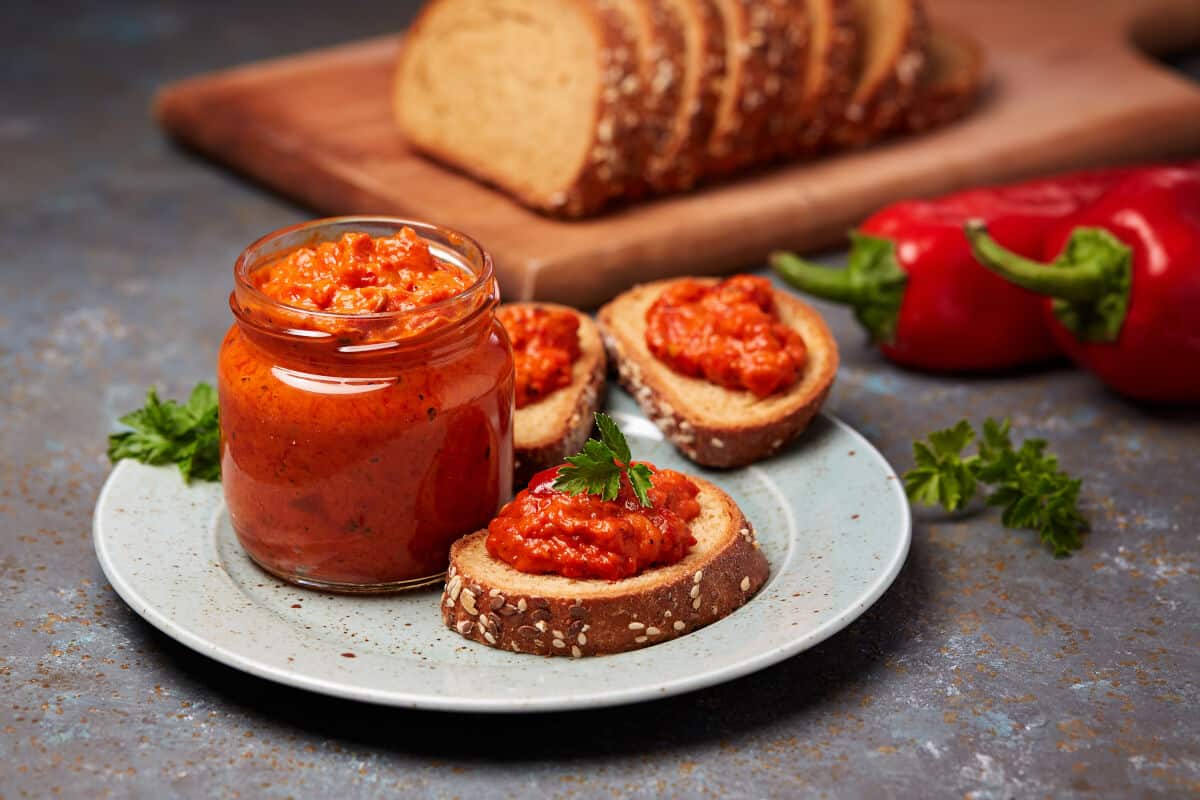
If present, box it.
[233,215,496,328]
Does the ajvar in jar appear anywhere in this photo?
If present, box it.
[217,217,514,592]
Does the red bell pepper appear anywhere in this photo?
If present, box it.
[770,168,1139,371]
[966,165,1200,403]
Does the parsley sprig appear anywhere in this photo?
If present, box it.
[107,383,221,483]
[553,413,655,507]
[903,418,1087,556]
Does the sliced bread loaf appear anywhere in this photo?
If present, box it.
[504,303,607,487]
[647,0,726,191]
[898,24,984,134]
[394,0,641,217]
[780,0,858,156]
[704,0,792,175]
[829,0,928,148]
[597,278,838,468]
[441,476,768,657]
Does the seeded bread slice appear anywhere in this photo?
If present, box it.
[508,303,607,487]
[761,0,812,160]
[596,278,838,468]
[780,0,858,157]
[441,477,769,657]
[897,24,984,134]
[611,0,688,197]
[394,0,641,217]
[704,0,791,175]
[829,0,928,148]
[649,0,726,192]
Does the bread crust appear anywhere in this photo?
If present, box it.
[783,0,858,156]
[596,277,838,468]
[508,303,607,487]
[897,24,984,134]
[704,0,792,175]
[650,0,726,192]
[441,477,769,657]
[394,0,642,217]
[830,0,929,148]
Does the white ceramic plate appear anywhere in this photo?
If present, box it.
[93,389,910,713]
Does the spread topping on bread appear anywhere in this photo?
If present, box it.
[486,413,699,580]
[499,305,583,409]
[644,275,808,397]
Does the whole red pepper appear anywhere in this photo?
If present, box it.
[967,166,1200,403]
[770,168,1140,371]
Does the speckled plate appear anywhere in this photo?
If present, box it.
[93,389,910,713]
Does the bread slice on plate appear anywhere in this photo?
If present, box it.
[829,0,928,148]
[503,303,607,487]
[441,476,768,657]
[897,24,984,134]
[393,0,641,217]
[597,278,838,468]
[648,0,727,192]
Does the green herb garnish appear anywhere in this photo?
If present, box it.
[553,412,654,507]
[903,418,1087,556]
[107,383,221,483]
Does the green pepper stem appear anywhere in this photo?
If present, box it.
[769,252,860,305]
[964,220,1109,303]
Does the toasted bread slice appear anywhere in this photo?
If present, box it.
[441,476,769,657]
[649,0,726,192]
[505,303,607,487]
[829,0,928,148]
[597,278,838,468]
[897,24,984,134]
[394,0,641,217]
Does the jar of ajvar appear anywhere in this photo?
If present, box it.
[217,217,514,592]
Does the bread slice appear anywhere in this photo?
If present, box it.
[506,303,607,487]
[704,0,792,175]
[761,0,812,159]
[441,477,769,657]
[393,0,641,217]
[610,0,688,197]
[596,278,838,468]
[829,0,928,148]
[780,0,858,157]
[897,24,984,134]
[647,0,726,192]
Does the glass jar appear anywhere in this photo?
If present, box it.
[217,217,514,593]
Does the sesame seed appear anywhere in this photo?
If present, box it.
[628,622,645,631]
[517,598,527,613]
[634,636,648,644]
[535,620,548,633]
[673,621,685,632]
[741,576,751,592]
[646,627,661,636]
[578,633,587,646]
[689,585,700,599]
[571,646,582,658]
[692,597,702,610]
[693,571,703,584]
[484,632,496,645]
[552,639,566,649]
[552,630,565,640]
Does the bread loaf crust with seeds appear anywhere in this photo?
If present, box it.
[830,0,929,148]
[897,24,984,134]
[508,303,607,487]
[649,0,726,192]
[781,0,858,157]
[704,0,792,175]
[597,278,838,468]
[441,477,769,657]
[394,0,642,217]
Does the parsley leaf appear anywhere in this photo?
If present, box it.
[553,412,654,507]
[107,383,221,483]
[902,418,1087,556]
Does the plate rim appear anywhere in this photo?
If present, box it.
[93,412,911,713]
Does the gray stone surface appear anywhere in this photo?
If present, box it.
[2,1,1197,797]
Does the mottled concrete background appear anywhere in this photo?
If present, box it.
[2,2,1198,798]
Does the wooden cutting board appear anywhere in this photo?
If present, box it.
[156,0,1200,308]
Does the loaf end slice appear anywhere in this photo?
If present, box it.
[394,0,640,217]
[897,23,984,134]
[441,477,769,657]
[509,304,607,487]
[597,278,838,468]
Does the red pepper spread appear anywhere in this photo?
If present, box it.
[252,228,473,319]
[498,306,581,409]
[486,465,701,580]
[645,275,807,398]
